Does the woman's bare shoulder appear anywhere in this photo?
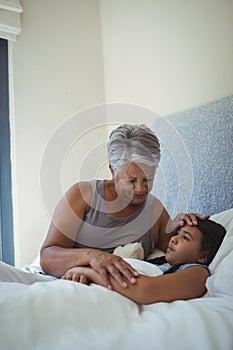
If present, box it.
[149,194,169,218]
[65,181,94,209]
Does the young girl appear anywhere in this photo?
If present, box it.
[62,218,226,304]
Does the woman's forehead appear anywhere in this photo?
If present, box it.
[119,162,156,176]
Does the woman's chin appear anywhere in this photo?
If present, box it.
[130,195,147,205]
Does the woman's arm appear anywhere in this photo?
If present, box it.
[40,182,139,287]
[62,265,209,304]
[150,201,172,252]
[40,182,93,276]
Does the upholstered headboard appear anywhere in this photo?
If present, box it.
[151,95,233,217]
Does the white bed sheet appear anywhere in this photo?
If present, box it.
[0,209,233,350]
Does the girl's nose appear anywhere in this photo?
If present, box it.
[171,235,178,244]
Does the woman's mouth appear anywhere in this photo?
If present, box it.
[133,193,147,198]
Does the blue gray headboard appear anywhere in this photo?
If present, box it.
[151,95,233,217]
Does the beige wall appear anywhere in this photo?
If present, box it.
[100,0,233,117]
[11,0,107,266]
[11,0,233,266]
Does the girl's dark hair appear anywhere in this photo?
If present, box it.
[148,218,226,274]
[196,218,226,265]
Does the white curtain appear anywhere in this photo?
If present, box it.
[0,0,22,41]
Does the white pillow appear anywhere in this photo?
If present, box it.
[206,208,233,296]
[124,258,163,277]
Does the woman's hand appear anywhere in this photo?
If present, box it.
[86,250,139,290]
[166,212,210,234]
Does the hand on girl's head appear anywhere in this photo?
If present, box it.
[180,213,211,226]
[167,213,211,235]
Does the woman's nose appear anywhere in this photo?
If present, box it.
[134,180,146,192]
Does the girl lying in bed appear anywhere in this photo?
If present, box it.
[62,218,226,304]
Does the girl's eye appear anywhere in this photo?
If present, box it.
[183,235,190,241]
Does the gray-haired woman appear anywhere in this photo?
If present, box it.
[40,124,208,289]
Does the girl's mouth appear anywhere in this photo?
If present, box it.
[166,246,175,254]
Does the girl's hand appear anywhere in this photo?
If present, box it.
[62,266,104,286]
[62,267,89,284]
[166,212,210,234]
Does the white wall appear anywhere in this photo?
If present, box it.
[11,0,107,266]
[11,0,233,266]
[99,0,233,117]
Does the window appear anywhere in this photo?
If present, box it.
[0,38,14,265]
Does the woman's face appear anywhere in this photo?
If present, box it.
[165,225,206,265]
[111,162,156,205]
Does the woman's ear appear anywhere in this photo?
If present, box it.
[109,164,114,178]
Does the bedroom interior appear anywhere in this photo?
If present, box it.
[0,0,232,349]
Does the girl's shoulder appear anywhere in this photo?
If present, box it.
[178,263,211,275]
[160,263,211,275]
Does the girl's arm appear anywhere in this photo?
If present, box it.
[62,265,209,304]
[110,266,209,304]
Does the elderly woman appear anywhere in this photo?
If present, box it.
[40,124,207,289]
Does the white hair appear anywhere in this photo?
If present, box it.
[107,124,160,172]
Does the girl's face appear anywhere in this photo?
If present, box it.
[110,162,156,205]
[165,225,207,265]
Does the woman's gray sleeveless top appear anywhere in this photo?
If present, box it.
[74,180,159,257]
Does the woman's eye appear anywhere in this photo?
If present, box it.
[129,179,136,184]
[183,235,189,241]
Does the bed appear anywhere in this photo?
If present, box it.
[0,96,233,350]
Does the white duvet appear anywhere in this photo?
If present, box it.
[0,209,233,350]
